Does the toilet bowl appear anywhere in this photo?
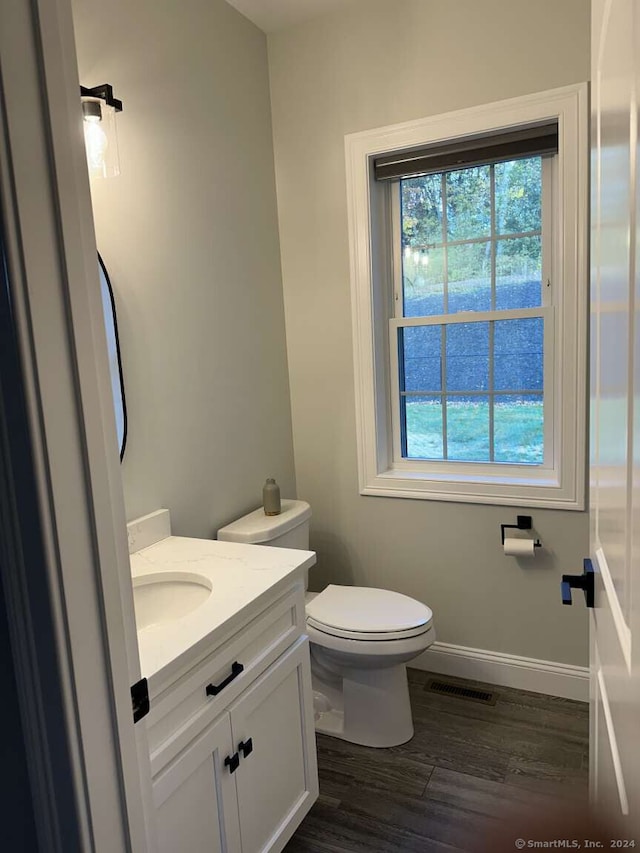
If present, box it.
[217,500,436,748]
[305,585,434,746]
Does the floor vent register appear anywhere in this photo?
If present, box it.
[425,678,498,706]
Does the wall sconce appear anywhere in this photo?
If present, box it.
[81,83,123,179]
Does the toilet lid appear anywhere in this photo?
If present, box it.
[306,585,433,640]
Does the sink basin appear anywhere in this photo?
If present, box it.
[133,572,212,630]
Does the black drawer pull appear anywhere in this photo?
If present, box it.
[224,753,240,774]
[238,738,253,758]
[206,661,244,697]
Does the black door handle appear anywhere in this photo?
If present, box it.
[206,661,244,697]
[561,558,594,608]
[224,752,240,774]
[238,738,253,758]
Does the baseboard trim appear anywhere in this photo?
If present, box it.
[412,641,589,702]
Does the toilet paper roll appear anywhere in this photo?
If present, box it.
[503,537,536,557]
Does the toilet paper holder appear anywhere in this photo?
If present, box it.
[500,515,542,548]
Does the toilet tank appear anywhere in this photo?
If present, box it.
[217,499,311,550]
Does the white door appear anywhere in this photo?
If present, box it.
[229,639,318,853]
[153,713,242,853]
[590,0,640,832]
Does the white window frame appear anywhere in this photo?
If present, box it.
[345,84,588,509]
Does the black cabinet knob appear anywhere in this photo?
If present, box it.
[238,738,253,758]
[224,753,240,774]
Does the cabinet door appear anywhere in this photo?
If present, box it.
[229,637,319,853]
[152,712,241,853]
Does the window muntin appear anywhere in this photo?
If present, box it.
[392,156,550,467]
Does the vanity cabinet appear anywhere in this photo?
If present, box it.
[148,585,318,853]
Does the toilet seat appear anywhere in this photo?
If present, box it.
[306,584,433,642]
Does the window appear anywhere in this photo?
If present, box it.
[345,86,587,508]
[392,156,550,466]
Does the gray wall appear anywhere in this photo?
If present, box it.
[268,0,591,664]
[72,0,296,537]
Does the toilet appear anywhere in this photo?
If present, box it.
[217,499,435,748]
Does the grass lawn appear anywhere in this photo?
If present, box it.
[405,399,543,463]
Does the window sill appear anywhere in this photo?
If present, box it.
[362,467,584,510]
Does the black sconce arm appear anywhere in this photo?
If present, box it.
[80,83,123,112]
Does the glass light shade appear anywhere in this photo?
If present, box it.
[82,97,120,179]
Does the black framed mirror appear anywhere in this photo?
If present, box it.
[98,254,127,460]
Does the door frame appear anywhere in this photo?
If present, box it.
[0,0,152,849]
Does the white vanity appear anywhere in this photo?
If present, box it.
[129,512,319,853]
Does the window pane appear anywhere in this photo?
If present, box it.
[404,396,444,459]
[494,318,544,391]
[401,175,443,247]
[446,322,489,391]
[395,156,548,472]
[447,241,492,313]
[495,235,542,309]
[402,246,445,317]
[401,326,442,392]
[495,157,542,235]
[494,394,544,463]
[446,166,491,241]
[446,396,490,461]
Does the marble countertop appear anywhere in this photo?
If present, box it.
[130,535,315,690]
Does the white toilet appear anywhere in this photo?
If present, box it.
[217,499,435,748]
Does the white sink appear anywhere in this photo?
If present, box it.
[133,572,212,630]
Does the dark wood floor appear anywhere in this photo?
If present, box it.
[285,669,589,853]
